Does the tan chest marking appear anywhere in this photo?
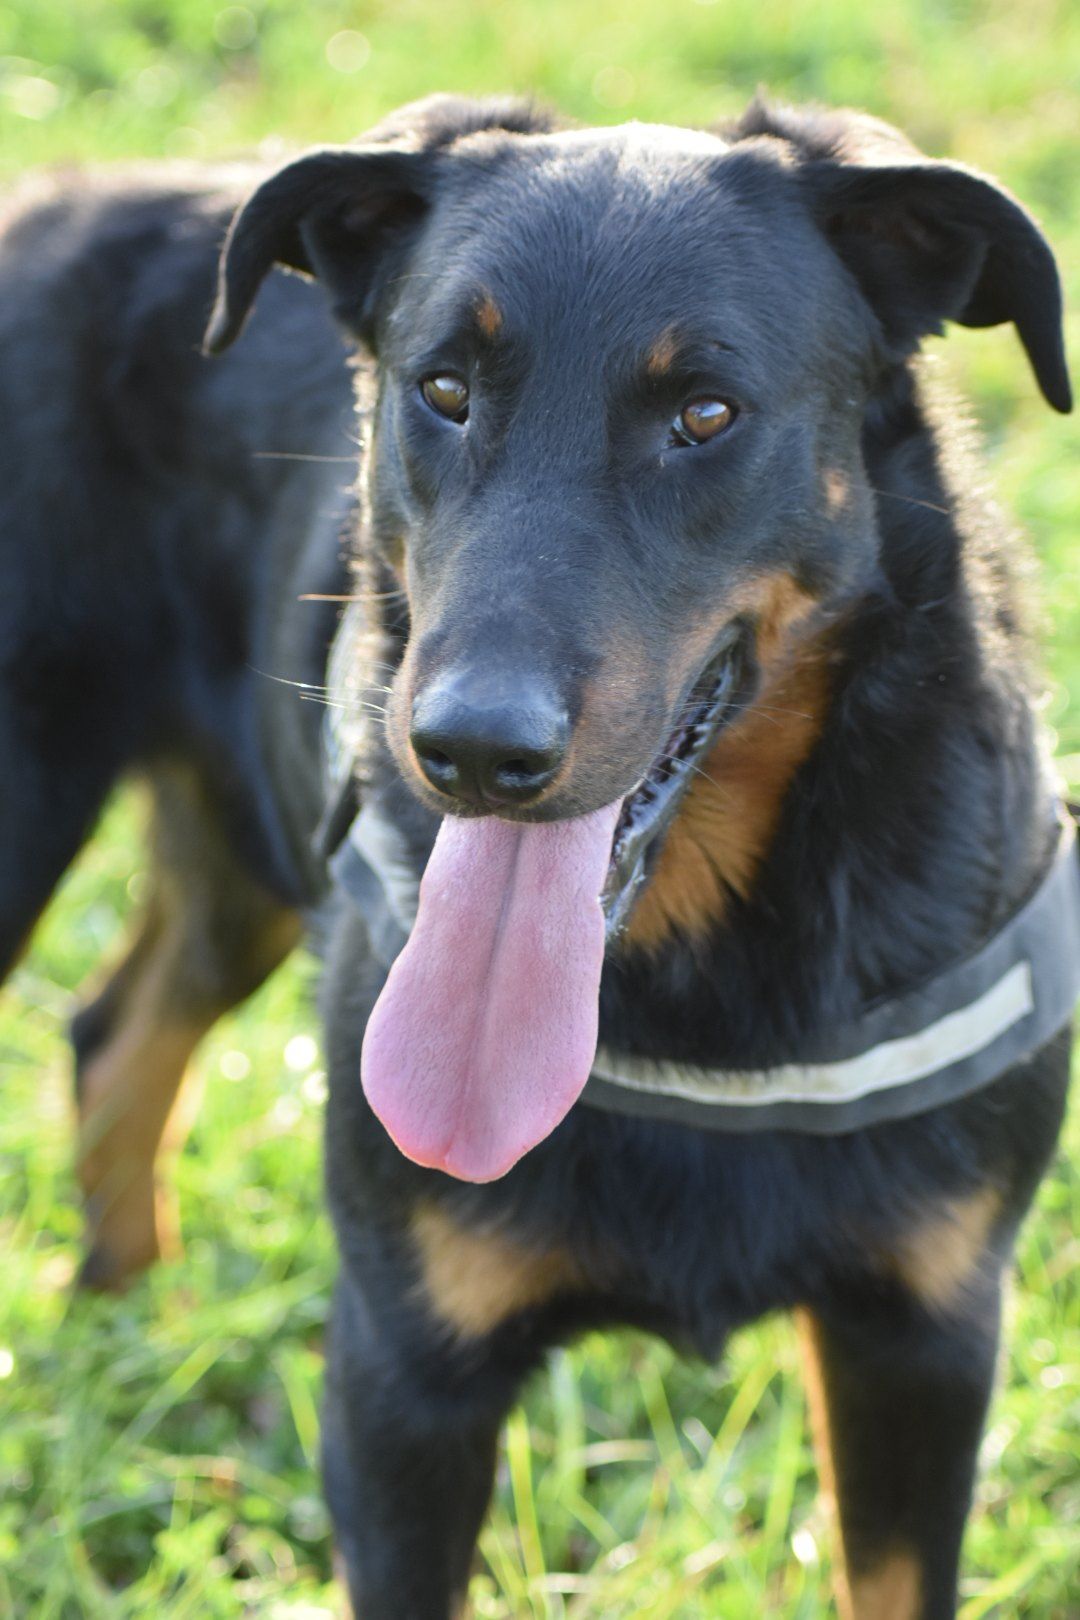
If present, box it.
[890,1186,1002,1316]
[412,1205,582,1339]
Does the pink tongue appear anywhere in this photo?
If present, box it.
[361,800,622,1181]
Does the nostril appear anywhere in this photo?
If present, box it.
[410,682,569,806]
[411,740,461,795]
[419,746,453,771]
[490,749,560,790]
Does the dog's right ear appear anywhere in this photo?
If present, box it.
[204,95,557,356]
[203,144,432,354]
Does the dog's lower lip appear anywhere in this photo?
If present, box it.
[601,644,743,939]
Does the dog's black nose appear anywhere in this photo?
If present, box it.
[410,677,569,808]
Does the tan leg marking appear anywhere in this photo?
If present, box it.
[796,1308,855,1620]
[890,1186,1001,1316]
[78,1000,207,1282]
[412,1204,582,1339]
[77,866,300,1288]
[849,1551,923,1620]
[332,1548,355,1618]
[797,1311,925,1619]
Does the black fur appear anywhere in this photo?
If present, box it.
[0,165,356,972]
[1,97,1073,1619]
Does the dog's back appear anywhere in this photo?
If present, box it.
[0,167,355,967]
[0,171,357,1279]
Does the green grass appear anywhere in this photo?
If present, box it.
[2,2,1079,1615]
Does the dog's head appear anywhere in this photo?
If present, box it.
[208,95,1070,1180]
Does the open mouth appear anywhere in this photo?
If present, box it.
[602,631,747,940]
[360,624,752,1185]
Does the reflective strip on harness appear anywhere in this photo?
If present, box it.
[329,796,1080,1135]
[594,960,1033,1104]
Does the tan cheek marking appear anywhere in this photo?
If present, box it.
[412,1205,582,1339]
[645,325,680,378]
[626,576,827,951]
[849,1551,923,1620]
[743,571,820,664]
[475,292,503,339]
[890,1186,1001,1315]
[623,666,827,950]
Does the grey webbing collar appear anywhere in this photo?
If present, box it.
[329,789,1080,1135]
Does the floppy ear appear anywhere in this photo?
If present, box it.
[204,94,559,356]
[742,103,1071,412]
[807,154,1071,411]
[202,144,431,354]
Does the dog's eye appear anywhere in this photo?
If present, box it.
[671,398,736,446]
[421,374,469,423]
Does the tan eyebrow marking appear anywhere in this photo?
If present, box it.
[645,325,680,378]
[823,467,853,518]
[475,292,503,339]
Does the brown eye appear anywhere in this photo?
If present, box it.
[672,397,736,446]
[421,373,469,423]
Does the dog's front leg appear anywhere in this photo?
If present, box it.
[323,1266,543,1620]
[797,1274,1003,1620]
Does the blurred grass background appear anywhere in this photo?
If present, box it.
[1,1,1078,1615]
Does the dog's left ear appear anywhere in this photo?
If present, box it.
[768,109,1072,412]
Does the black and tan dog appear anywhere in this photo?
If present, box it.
[2,95,1076,1618]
